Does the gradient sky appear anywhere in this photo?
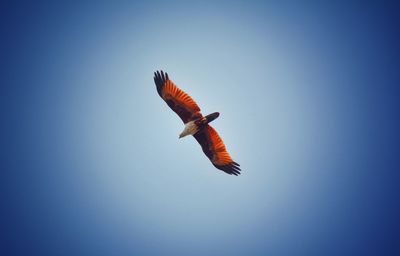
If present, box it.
[2,1,400,256]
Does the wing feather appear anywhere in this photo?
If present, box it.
[193,125,241,175]
[154,70,201,123]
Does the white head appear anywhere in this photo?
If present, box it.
[179,131,189,139]
[179,121,198,139]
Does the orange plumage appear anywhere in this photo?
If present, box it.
[154,70,241,175]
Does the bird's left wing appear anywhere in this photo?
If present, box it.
[193,125,241,175]
[154,70,202,123]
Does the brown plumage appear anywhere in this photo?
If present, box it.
[154,70,241,176]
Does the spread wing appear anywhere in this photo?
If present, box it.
[154,70,202,123]
[193,125,241,175]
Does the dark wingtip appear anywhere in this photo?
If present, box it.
[154,70,168,96]
[232,161,240,167]
[214,163,242,176]
[154,70,169,80]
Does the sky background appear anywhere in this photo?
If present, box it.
[2,1,400,255]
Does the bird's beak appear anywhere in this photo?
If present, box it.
[179,134,183,139]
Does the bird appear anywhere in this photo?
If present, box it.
[153,70,241,175]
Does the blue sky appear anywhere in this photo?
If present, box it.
[2,1,400,255]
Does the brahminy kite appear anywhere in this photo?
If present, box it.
[154,70,241,175]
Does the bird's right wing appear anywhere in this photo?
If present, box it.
[154,70,202,123]
[193,125,241,175]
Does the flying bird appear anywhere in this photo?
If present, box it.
[153,70,241,175]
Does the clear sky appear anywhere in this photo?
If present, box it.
[2,1,400,255]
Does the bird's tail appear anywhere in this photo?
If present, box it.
[205,112,220,124]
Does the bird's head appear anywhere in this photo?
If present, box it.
[179,121,197,139]
[179,131,188,139]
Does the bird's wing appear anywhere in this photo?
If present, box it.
[154,70,202,123]
[193,125,241,175]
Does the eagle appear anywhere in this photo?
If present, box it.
[154,70,241,175]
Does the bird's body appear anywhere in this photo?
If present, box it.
[179,113,219,138]
[153,70,241,175]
